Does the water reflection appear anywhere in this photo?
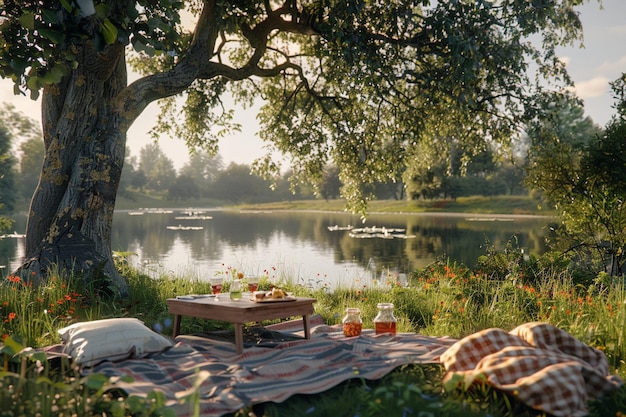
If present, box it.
[2,210,553,288]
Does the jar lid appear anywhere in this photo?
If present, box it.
[345,307,361,313]
[377,302,394,309]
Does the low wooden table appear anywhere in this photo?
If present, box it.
[167,295,317,353]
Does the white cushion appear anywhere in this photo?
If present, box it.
[58,318,173,367]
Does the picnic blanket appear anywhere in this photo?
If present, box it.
[84,324,456,416]
[440,322,624,417]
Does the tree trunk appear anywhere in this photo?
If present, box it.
[11,1,225,296]
[15,42,130,296]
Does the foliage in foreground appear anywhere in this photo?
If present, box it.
[3,249,626,416]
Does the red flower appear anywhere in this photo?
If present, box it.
[7,312,16,321]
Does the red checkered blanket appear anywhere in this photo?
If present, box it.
[440,322,624,417]
[85,325,455,416]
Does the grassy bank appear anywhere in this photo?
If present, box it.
[112,192,553,216]
[1,250,625,416]
[234,195,551,216]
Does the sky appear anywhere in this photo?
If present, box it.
[2,0,626,170]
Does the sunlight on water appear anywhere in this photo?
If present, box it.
[2,210,553,290]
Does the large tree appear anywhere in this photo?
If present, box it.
[0,0,590,294]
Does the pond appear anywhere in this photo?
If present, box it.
[1,209,554,289]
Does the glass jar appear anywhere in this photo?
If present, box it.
[230,279,242,301]
[342,308,362,337]
[373,303,397,335]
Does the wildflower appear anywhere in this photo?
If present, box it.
[7,275,20,283]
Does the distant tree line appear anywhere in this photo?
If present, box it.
[0,99,603,211]
[116,139,532,204]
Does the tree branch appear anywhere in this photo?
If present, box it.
[117,0,318,129]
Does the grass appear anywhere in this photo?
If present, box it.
[234,195,552,216]
[102,191,552,216]
[2,250,626,416]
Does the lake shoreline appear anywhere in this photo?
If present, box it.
[113,206,554,221]
[235,208,553,220]
[110,195,554,219]
[106,192,555,216]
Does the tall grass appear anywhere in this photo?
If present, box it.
[2,254,626,416]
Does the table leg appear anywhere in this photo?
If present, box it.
[234,323,244,354]
[302,314,311,339]
[172,314,181,337]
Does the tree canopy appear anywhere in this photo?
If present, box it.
[526,80,626,277]
[0,0,593,293]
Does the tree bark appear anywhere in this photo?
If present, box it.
[17,42,130,296]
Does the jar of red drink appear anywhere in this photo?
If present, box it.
[342,308,362,337]
[373,303,397,335]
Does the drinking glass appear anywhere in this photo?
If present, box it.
[211,278,223,300]
[247,277,259,292]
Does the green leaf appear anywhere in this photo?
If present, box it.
[0,336,24,355]
[9,59,28,73]
[100,18,118,45]
[28,351,49,363]
[18,12,35,30]
[29,88,39,100]
[95,3,111,19]
[60,0,73,12]
[41,9,60,25]
[38,28,65,45]
[42,64,67,84]
[26,75,39,92]
[83,373,109,390]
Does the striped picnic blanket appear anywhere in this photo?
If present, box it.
[86,324,455,416]
[440,322,624,417]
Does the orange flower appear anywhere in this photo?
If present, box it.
[7,312,16,321]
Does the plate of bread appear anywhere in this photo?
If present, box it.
[251,288,296,302]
